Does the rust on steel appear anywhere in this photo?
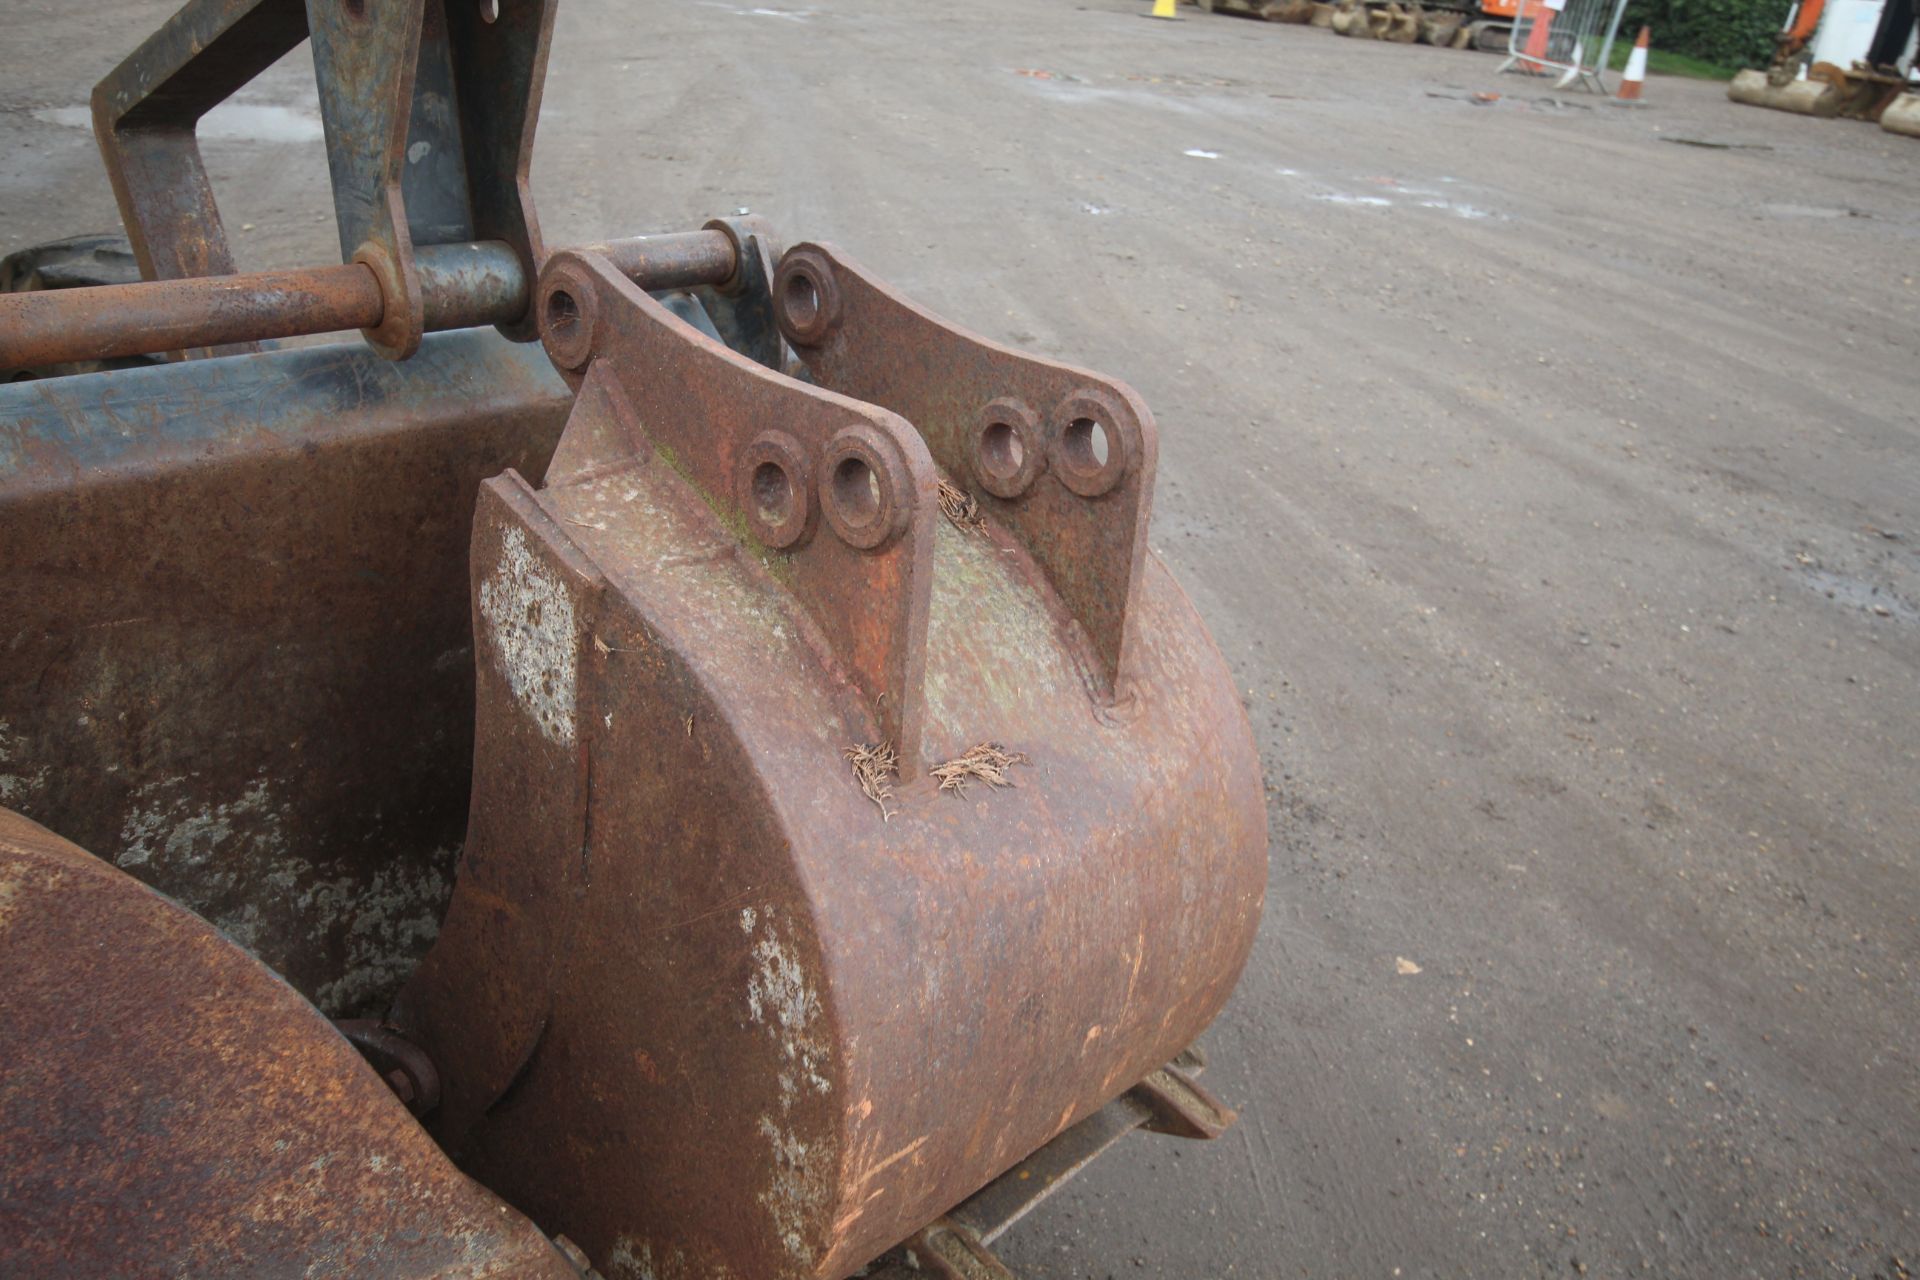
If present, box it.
[93,0,308,287]
[390,246,1267,1278]
[0,231,738,372]
[91,0,558,357]
[0,330,570,1014]
[0,807,579,1279]
[416,240,531,334]
[580,227,743,292]
[90,0,312,358]
[0,262,382,368]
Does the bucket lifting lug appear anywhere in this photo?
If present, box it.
[534,247,939,766]
[770,243,1158,703]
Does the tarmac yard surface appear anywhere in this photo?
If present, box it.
[5,1,1918,1277]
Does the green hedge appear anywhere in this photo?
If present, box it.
[1617,0,1794,70]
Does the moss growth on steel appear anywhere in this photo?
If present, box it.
[923,520,1070,732]
[650,437,795,587]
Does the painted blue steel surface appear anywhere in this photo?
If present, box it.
[1,329,566,478]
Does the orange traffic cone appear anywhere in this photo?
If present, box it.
[1617,26,1650,100]
[1519,0,1561,72]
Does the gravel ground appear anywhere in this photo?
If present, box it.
[4,1,1916,1277]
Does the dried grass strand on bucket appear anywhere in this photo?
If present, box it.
[938,479,984,533]
[931,742,1030,796]
[843,741,899,820]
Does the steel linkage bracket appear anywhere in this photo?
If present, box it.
[1130,1060,1237,1139]
[534,248,939,764]
[770,244,1158,702]
[897,1220,1017,1280]
[91,0,553,358]
[862,1048,1233,1280]
[683,215,788,370]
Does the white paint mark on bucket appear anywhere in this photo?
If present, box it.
[479,526,579,747]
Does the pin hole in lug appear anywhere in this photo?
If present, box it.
[1050,391,1134,499]
[538,260,601,372]
[738,431,817,550]
[773,248,842,348]
[819,424,910,552]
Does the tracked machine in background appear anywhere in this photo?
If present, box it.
[0,1,1268,1277]
[1197,0,1518,50]
[1729,0,1920,129]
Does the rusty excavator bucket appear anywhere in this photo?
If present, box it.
[0,2,1267,1277]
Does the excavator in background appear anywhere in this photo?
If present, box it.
[1729,0,1920,132]
[1198,0,1520,51]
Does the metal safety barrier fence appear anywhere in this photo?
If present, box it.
[1500,0,1630,92]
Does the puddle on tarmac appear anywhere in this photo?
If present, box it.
[696,0,815,16]
[1764,203,1862,220]
[1418,199,1494,219]
[1283,169,1504,219]
[34,102,322,144]
[1801,567,1917,622]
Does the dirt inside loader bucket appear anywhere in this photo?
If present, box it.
[0,2,1268,1277]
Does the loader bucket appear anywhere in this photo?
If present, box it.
[1728,66,1845,115]
[0,333,570,1014]
[385,244,1269,1277]
[0,0,1267,1273]
[0,806,579,1279]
